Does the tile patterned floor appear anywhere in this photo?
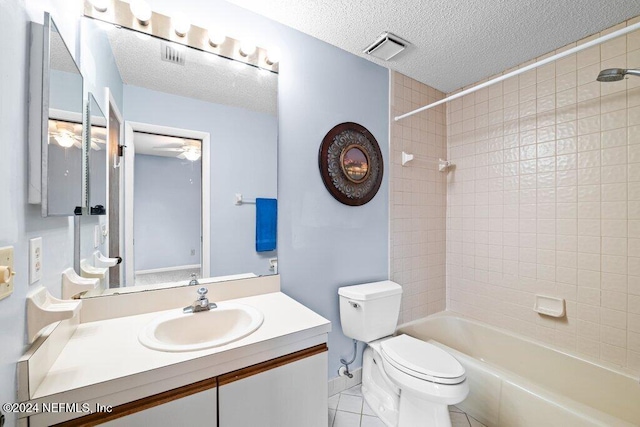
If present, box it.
[328,385,487,427]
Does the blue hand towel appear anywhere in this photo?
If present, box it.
[256,198,277,252]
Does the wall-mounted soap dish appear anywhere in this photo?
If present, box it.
[533,295,565,318]
[93,251,119,268]
[80,259,107,279]
[27,286,81,343]
[62,268,99,299]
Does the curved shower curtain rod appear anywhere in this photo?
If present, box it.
[394,20,640,122]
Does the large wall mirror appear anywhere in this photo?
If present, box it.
[29,13,84,217]
[78,14,278,296]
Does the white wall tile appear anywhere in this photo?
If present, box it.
[391,72,447,323]
[446,22,640,376]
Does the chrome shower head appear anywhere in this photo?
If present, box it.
[597,68,640,82]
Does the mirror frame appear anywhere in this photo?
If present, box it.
[28,12,85,217]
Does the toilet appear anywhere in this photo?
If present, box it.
[338,281,468,427]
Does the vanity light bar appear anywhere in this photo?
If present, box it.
[83,0,279,74]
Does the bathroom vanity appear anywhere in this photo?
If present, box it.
[18,277,330,427]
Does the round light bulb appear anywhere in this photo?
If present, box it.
[56,133,75,148]
[173,13,190,37]
[266,47,281,65]
[183,148,201,161]
[239,40,256,57]
[90,0,109,12]
[208,29,226,47]
[130,0,152,25]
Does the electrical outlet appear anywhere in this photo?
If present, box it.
[0,246,15,301]
[30,237,43,284]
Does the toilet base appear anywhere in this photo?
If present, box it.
[398,392,451,427]
[362,346,400,426]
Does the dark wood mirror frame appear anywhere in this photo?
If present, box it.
[318,122,383,206]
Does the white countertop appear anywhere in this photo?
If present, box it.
[31,292,331,400]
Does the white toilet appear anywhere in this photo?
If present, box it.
[338,281,468,427]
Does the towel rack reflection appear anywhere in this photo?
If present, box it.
[235,193,256,205]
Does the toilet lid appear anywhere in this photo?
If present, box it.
[380,335,465,384]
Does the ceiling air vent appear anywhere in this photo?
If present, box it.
[161,42,185,65]
[363,32,408,61]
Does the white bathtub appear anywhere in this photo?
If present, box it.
[396,312,640,427]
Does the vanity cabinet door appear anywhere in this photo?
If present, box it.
[218,347,327,427]
[101,387,217,427]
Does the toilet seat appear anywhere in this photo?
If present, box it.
[380,335,466,385]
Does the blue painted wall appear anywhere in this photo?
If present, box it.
[277,28,390,377]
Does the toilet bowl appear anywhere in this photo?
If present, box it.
[362,335,468,426]
[338,281,468,427]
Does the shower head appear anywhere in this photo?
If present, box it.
[597,68,640,82]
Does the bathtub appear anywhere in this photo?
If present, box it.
[396,312,640,427]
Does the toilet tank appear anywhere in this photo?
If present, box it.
[338,281,402,343]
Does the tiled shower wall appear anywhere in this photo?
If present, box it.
[446,17,640,375]
[390,71,447,324]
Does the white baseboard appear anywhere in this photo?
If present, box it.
[135,264,201,275]
[328,367,362,396]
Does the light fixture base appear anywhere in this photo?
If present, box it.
[83,0,279,74]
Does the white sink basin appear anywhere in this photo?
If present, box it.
[139,303,264,352]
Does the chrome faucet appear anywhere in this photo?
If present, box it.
[183,287,217,313]
[189,273,199,286]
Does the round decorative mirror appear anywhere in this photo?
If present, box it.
[318,122,383,206]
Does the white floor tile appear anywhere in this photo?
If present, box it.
[362,400,376,416]
[361,414,386,427]
[468,415,487,427]
[450,411,471,427]
[328,394,340,410]
[336,393,363,414]
[333,410,361,427]
[330,381,482,427]
[328,409,336,427]
[342,385,362,396]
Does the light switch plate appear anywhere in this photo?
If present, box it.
[29,237,42,284]
[0,246,15,301]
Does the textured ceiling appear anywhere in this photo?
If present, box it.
[224,0,640,93]
[106,25,277,115]
[50,30,79,73]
